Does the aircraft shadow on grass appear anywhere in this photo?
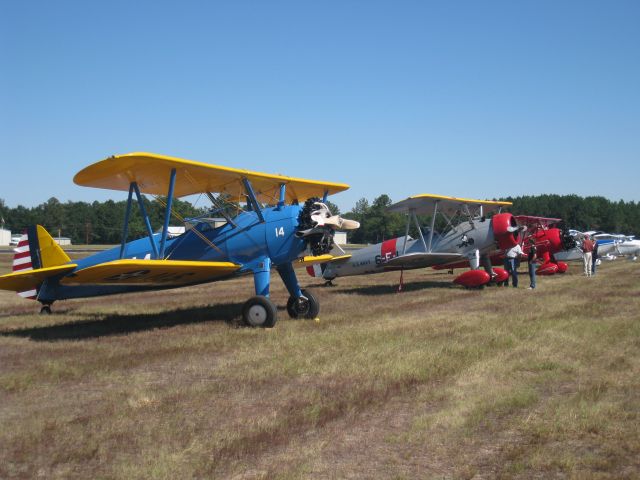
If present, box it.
[331,279,457,296]
[0,302,250,341]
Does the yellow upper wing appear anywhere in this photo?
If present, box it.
[388,193,512,216]
[74,152,350,204]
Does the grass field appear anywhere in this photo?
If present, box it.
[1,254,639,479]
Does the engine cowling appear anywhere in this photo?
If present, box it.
[492,213,522,250]
[531,228,563,255]
[454,269,491,287]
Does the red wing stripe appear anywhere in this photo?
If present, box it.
[17,240,29,248]
[13,250,31,260]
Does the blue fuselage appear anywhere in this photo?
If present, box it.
[39,205,307,302]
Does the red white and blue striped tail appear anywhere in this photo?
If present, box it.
[12,231,38,300]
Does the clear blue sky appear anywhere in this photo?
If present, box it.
[2,1,639,212]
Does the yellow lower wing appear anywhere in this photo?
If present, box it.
[60,260,240,286]
[0,264,78,292]
[296,254,352,265]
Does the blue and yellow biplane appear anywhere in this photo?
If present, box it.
[0,153,358,327]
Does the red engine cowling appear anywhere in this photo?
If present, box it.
[492,213,521,250]
[531,228,563,255]
[536,262,559,275]
[492,267,509,283]
[556,261,568,273]
[454,269,491,287]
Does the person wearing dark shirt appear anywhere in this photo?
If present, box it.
[527,237,538,290]
[592,238,599,275]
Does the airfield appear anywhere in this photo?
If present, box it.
[1,252,639,479]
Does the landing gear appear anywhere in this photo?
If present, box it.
[286,289,320,319]
[242,296,277,328]
[323,279,334,287]
[40,305,52,315]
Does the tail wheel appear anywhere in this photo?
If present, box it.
[242,296,277,328]
[286,289,320,319]
[40,305,52,315]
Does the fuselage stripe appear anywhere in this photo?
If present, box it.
[381,238,398,264]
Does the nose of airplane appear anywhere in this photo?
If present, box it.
[296,199,360,255]
[492,213,525,249]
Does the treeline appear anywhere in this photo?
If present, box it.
[503,194,640,235]
[1,194,638,245]
[342,194,640,244]
[0,197,207,244]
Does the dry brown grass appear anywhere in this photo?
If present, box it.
[1,254,639,479]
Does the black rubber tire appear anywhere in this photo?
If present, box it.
[286,289,320,319]
[242,296,277,328]
[40,305,52,315]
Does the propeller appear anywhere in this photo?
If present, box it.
[558,222,577,250]
[296,199,360,255]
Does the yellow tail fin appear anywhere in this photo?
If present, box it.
[34,225,71,268]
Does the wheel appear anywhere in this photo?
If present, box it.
[242,296,277,328]
[40,305,52,315]
[286,289,320,319]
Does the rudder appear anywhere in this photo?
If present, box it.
[12,225,71,299]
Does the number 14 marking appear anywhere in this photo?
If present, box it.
[275,226,285,237]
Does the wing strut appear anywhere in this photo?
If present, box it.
[158,168,177,258]
[119,183,135,259]
[205,192,237,228]
[242,178,265,223]
[278,183,286,208]
[413,210,428,251]
[133,182,159,259]
[402,212,411,255]
[427,201,438,251]
[118,169,177,260]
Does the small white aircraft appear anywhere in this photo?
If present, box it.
[613,236,640,260]
[554,230,639,262]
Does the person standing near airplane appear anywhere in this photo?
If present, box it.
[582,234,595,277]
[504,242,525,287]
[591,238,599,275]
[527,237,538,289]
